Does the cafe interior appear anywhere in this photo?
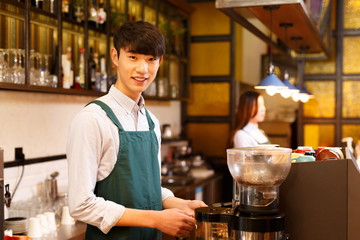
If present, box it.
[1,0,360,239]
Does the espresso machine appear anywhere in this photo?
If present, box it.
[195,147,292,240]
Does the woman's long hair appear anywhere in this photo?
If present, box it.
[228,91,261,148]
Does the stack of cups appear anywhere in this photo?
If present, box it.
[45,212,57,232]
[36,214,50,236]
[27,217,42,239]
[61,206,75,225]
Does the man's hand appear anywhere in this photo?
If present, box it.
[178,200,208,217]
[153,208,196,237]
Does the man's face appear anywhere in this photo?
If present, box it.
[111,47,162,101]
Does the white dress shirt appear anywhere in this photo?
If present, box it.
[66,85,174,234]
[233,122,269,147]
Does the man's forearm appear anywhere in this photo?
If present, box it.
[115,208,157,228]
[163,196,190,210]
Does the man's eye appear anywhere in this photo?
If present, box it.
[129,56,136,60]
[149,57,157,62]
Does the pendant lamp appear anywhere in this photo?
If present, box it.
[278,23,300,99]
[255,5,287,96]
[297,46,315,103]
[299,85,315,103]
[280,70,300,98]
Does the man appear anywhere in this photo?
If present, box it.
[67,21,206,240]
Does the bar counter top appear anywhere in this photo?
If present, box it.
[52,173,222,240]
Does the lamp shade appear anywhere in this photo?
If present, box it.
[255,73,288,96]
[280,78,300,98]
[255,73,287,89]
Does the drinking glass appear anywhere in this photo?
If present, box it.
[4,49,17,83]
[0,48,8,83]
[17,49,25,84]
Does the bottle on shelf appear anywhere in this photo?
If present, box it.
[88,0,97,28]
[62,0,70,18]
[62,46,74,89]
[49,0,56,14]
[75,47,85,89]
[97,0,107,29]
[35,0,43,9]
[88,47,96,90]
[97,55,107,92]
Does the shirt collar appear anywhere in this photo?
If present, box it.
[109,85,145,115]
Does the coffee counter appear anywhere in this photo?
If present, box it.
[56,222,87,240]
[53,173,223,240]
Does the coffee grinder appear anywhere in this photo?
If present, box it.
[195,147,292,240]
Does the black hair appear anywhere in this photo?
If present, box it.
[113,21,165,57]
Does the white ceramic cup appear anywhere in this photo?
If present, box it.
[61,206,75,225]
[36,214,50,235]
[44,211,57,232]
[28,217,42,238]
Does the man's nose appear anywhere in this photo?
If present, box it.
[136,60,148,73]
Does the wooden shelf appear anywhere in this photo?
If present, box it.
[0,82,104,96]
[216,0,332,58]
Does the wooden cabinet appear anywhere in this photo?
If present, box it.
[0,0,192,99]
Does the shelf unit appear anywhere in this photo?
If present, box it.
[0,0,193,99]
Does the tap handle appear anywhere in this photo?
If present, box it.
[4,184,12,208]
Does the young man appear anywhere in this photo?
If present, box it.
[66,21,206,240]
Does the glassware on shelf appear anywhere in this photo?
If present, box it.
[4,49,18,84]
[17,49,26,84]
[30,50,40,85]
[0,49,8,83]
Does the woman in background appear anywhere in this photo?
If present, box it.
[229,91,269,148]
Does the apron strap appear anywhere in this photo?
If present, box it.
[88,100,155,131]
[144,109,155,131]
[87,100,124,131]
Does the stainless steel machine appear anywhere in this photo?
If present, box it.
[195,147,292,240]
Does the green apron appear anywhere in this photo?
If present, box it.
[85,100,163,240]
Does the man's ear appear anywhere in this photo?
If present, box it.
[110,48,119,67]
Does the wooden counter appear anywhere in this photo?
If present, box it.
[56,222,87,240]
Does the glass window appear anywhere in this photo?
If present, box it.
[343,37,360,74]
[304,124,335,149]
[342,125,360,148]
[344,0,360,29]
[342,81,360,118]
[187,82,230,116]
[190,42,230,76]
[190,2,230,36]
[305,39,336,75]
[303,81,335,118]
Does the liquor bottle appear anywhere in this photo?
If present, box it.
[75,48,85,89]
[99,55,107,92]
[88,48,96,90]
[88,0,97,28]
[35,0,43,9]
[62,0,70,18]
[67,46,74,88]
[62,46,74,89]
